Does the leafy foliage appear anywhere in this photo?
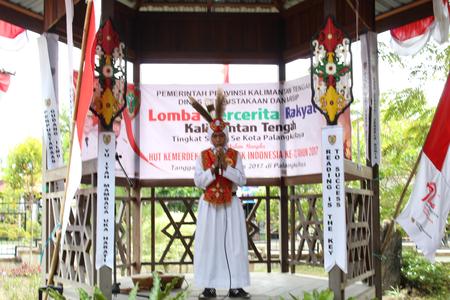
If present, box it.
[280,289,334,300]
[44,271,188,300]
[379,39,450,84]
[59,107,71,164]
[302,289,334,300]
[2,137,42,200]
[1,138,42,241]
[378,88,434,220]
[400,250,450,297]
[375,38,447,222]
[0,222,27,240]
[149,272,189,300]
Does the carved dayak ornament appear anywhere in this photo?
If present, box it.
[91,18,127,130]
[311,16,353,125]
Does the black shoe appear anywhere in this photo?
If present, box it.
[229,288,251,298]
[199,288,217,299]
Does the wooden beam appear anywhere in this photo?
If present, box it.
[0,0,43,20]
[0,0,43,33]
[139,2,278,11]
[135,12,282,64]
[131,184,142,274]
[376,0,430,22]
[324,0,336,16]
[375,0,432,33]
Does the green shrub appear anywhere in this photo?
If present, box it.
[46,272,188,300]
[401,250,450,297]
[280,289,334,300]
[0,222,27,240]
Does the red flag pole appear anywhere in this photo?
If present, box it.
[45,0,93,296]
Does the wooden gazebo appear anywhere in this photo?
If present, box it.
[0,0,435,299]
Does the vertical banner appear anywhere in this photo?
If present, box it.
[45,33,59,106]
[322,126,347,273]
[64,0,74,115]
[37,36,63,171]
[361,32,381,165]
[95,132,115,269]
[42,99,63,169]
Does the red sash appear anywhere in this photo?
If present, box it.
[201,148,238,205]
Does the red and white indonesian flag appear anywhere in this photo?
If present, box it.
[397,73,450,262]
[390,0,449,56]
[60,0,101,251]
[0,20,27,51]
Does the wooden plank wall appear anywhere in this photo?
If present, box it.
[133,12,283,64]
[283,0,376,62]
[38,0,434,64]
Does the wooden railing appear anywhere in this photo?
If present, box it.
[42,159,376,295]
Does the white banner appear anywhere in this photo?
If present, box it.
[64,0,75,116]
[361,32,381,166]
[322,126,347,273]
[82,77,352,179]
[38,36,63,171]
[95,132,115,270]
[138,77,324,179]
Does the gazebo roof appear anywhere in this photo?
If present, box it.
[0,0,424,15]
[0,0,433,63]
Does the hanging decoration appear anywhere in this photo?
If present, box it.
[90,18,127,130]
[310,16,353,125]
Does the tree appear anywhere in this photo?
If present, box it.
[2,138,42,253]
[379,88,433,220]
[376,39,450,222]
[3,137,42,201]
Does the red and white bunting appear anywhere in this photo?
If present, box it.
[390,0,449,56]
[0,71,10,94]
[0,20,27,51]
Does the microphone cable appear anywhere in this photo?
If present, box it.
[223,202,232,299]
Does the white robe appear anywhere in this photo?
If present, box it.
[194,149,250,289]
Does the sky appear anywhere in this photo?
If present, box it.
[0,30,447,170]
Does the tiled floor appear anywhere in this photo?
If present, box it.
[63,272,374,300]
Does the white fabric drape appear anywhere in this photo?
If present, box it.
[390,0,449,56]
[194,151,250,289]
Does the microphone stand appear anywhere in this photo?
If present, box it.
[112,153,134,296]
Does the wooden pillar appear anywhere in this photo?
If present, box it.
[323,0,336,17]
[289,186,296,274]
[329,266,344,300]
[41,112,48,277]
[151,187,156,271]
[131,62,142,275]
[361,31,382,299]
[265,186,271,273]
[372,160,382,299]
[131,184,142,274]
[96,1,114,299]
[277,62,289,273]
[279,184,289,273]
[322,1,345,299]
